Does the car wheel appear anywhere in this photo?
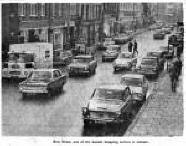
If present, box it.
[84,119,90,127]
[102,58,105,62]
[22,93,28,99]
[93,68,96,74]
[47,89,52,98]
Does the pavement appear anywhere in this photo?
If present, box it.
[125,57,183,136]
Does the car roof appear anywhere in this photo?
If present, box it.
[75,55,92,59]
[121,74,144,79]
[32,69,59,72]
[142,56,158,59]
[147,50,163,53]
[97,85,127,90]
[107,45,120,47]
[121,51,133,54]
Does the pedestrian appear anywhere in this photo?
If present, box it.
[133,39,138,55]
[177,56,182,76]
[128,41,133,52]
[169,63,178,92]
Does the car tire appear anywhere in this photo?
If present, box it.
[22,93,28,99]
[47,89,52,98]
[84,119,90,127]
[102,58,105,62]
[93,68,96,74]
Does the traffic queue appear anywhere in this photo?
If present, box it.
[3,22,183,127]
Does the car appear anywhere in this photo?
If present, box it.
[113,33,133,44]
[136,57,161,77]
[82,85,136,126]
[97,38,115,51]
[120,74,148,102]
[113,51,137,71]
[53,50,73,67]
[102,45,121,62]
[168,32,183,46]
[153,30,165,40]
[68,55,97,76]
[161,27,172,34]
[159,45,174,59]
[146,51,165,70]
[19,69,67,98]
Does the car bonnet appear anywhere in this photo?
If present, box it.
[88,99,126,112]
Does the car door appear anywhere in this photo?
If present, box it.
[90,57,96,70]
[53,70,61,89]
[143,77,148,95]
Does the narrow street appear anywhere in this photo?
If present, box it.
[2,29,183,136]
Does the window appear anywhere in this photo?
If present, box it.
[41,3,45,16]
[45,51,50,58]
[30,4,36,16]
[59,4,62,16]
[18,4,26,16]
[52,3,55,16]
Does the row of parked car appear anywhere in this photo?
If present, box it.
[153,25,174,40]
[82,73,149,126]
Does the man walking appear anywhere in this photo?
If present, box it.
[128,41,133,52]
[133,39,138,55]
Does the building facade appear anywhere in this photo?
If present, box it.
[118,3,143,32]
[103,3,119,36]
[17,3,77,51]
[77,3,103,46]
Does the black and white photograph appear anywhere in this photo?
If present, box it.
[1,0,185,143]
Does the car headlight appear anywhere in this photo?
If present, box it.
[82,107,89,116]
[152,68,157,71]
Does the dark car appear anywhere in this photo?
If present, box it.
[113,33,133,44]
[97,38,115,50]
[68,55,97,76]
[102,45,121,62]
[159,45,174,59]
[136,57,161,77]
[153,30,165,40]
[168,32,183,46]
[19,69,67,98]
[82,85,136,126]
[147,51,165,70]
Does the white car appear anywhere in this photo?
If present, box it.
[113,52,137,71]
[121,74,148,102]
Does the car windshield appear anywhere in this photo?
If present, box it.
[73,58,91,63]
[94,88,127,101]
[121,77,142,87]
[107,46,118,52]
[141,58,157,65]
[147,52,161,57]
[29,71,52,82]
[119,53,132,58]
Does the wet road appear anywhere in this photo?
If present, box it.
[2,30,171,136]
